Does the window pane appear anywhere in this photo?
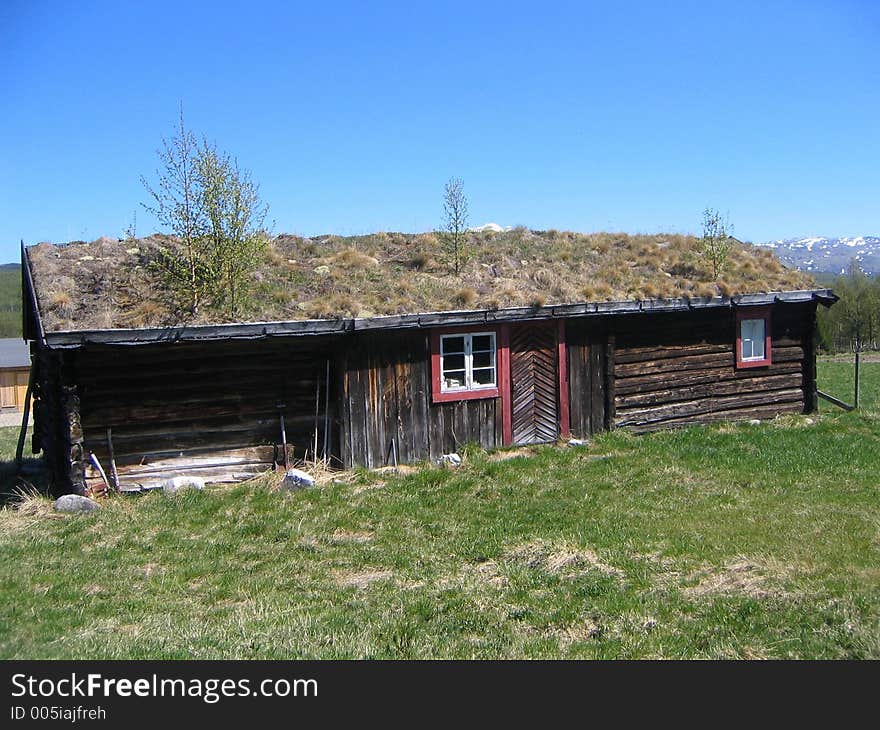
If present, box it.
[472,367,496,386]
[473,351,494,369]
[472,334,494,352]
[442,370,466,390]
[742,319,765,360]
[441,336,465,354]
[442,353,465,372]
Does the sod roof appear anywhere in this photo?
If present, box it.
[26,228,815,333]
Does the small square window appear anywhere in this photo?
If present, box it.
[432,330,500,402]
[740,319,765,361]
[736,307,772,368]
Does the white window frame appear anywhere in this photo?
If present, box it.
[740,318,766,362]
[439,331,497,393]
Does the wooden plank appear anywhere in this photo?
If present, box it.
[591,338,605,434]
[557,319,570,439]
[604,334,615,431]
[566,333,588,438]
[803,304,818,413]
[499,324,512,445]
[407,332,431,462]
[106,445,277,471]
[817,390,855,411]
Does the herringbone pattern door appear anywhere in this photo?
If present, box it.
[510,323,558,444]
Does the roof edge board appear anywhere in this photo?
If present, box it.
[41,288,836,349]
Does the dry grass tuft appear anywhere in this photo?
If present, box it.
[409,251,432,270]
[683,559,792,599]
[329,248,379,269]
[505,539,624,578]
[454,288,478,307]
[332,568,393,589]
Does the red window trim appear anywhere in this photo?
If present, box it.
[735,305,772,369]
[430,326,502,403]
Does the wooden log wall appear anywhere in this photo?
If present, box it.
[565,320,607,438]
[74,337,338,479]
[611,304,813,433]
[31,348,86,495]
[341,330,501,468]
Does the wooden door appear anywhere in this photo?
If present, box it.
[510,322,559,444]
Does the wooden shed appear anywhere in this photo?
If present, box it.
[20,237,836,495]
[0,338,31,414]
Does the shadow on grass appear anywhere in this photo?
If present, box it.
[0,457,50,507]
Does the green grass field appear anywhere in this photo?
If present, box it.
[0,362,877,659]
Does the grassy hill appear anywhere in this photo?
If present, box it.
[0,264,22,338]
[0,360,876,659]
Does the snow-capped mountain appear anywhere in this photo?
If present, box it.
[756,236,880,275]
[469,222,513,233]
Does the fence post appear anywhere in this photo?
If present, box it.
[854,351,860,410]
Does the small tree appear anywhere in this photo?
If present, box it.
[141,109,269,320]
[197,142,269,319]
[700,207,734,279]
[441,177,469,274]
[836,261,879,352]
[141,107,212,315]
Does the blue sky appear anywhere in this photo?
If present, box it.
[1,0,877,262]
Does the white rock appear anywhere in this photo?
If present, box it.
[439,453,462,467]
[568,438,589,447]
[162,476,206,494]
[53,494,101,513]
[280,468,316,491]
[748,419,762,426]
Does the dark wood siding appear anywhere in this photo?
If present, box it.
[565,320,607,438]
[76,337,338,469]
[31,348,84,495]
[611,304,811,433]
[341,330,501,467]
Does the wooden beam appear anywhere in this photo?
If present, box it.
[817,390,855,412]
[557,320,570,439]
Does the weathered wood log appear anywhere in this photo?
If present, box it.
[615,372,803,408]
[615,387,804,427]
[614,360,803,395]
[615,345,804,379]
[614,342,733,364]
[615,335,804,363]
[615,351,735,377]
[626,400,805,433]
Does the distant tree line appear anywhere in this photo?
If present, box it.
[0,267,22,338]
[817,262,880,353]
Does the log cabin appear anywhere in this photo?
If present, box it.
[20,232,836,495]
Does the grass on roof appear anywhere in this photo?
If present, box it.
[27,228,815,332]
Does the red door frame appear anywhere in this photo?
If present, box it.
[499,320,570,446]
[557,319,571,439]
